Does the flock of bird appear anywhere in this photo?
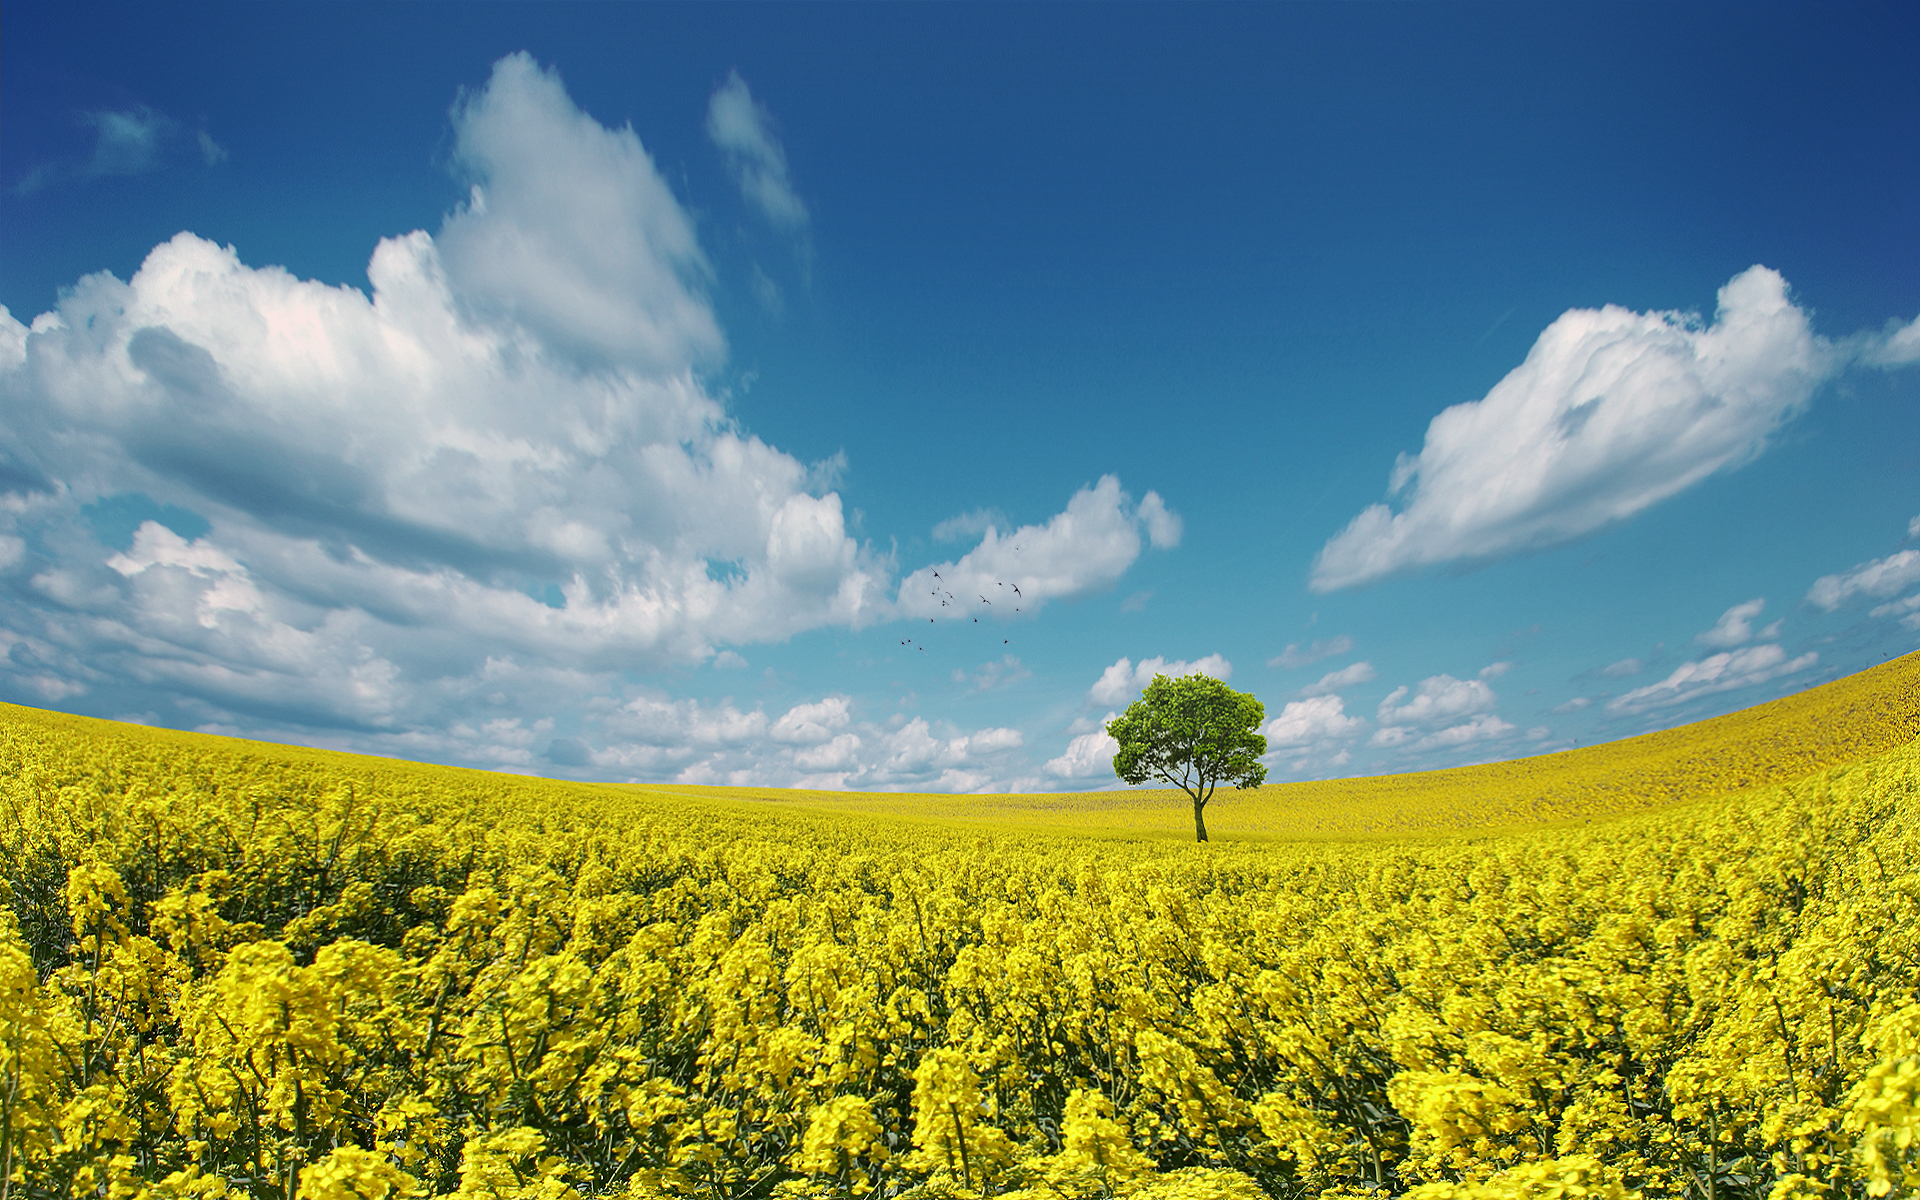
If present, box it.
[897,569,1023,655]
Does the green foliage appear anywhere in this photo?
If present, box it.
[1106,673,1267,842]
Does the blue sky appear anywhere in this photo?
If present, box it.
[4,2,1918,792]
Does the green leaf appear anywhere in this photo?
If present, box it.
[1106,673,1267,840]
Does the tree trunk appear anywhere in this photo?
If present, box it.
[1193,796,1209,843]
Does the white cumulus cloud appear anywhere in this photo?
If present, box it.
[1370,672,1509,753]
[590,694,1023,792]
[1,111,880,714]
[0,53,1192,789]
[602,695,771,751]
[1086,653,1231,708]
[794,733,862,773]
[769,695,853,744]
[1313,267,1831,591]
[1045,718,1120,780]
[107,521,266,628]
[855,718,1023,791]
[1138,491,1182,549]
[0,54,1165,754]
[897,477,1178,622]
[1376,674,1498,726]
[1264,694,1366,747]
[441,54,722,372]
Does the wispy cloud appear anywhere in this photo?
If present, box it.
[1858,313,1920,369]
[85,107,175,176]
[1404,712,1514,751]
[1696,598,1768,648]
[1268,634,1353,669]
[952,655,1031,694]
[1606,644,1817,715]
[707,70,809,230]
[1869,593,1920,631]
[932,508,1009,543]
[748,263,783,316]
[18,104,224,195]
[1300,660,1375,697]
[1808,551,1920,611]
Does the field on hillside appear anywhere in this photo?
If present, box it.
[644,651,1920,839]
[5,655,1920,1200]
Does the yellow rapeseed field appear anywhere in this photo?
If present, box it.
[642,649,1920,839]
[5,652,1920,1200]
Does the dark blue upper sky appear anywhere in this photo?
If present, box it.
[3,2,1917,790]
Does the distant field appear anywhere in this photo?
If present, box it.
[5,653,1920,1199]
[6,649,1916,844]
[638,649,1920,839]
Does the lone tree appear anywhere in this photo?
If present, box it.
[1107,673,1267,842]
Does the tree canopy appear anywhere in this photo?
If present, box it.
[1107,672,1267,842]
